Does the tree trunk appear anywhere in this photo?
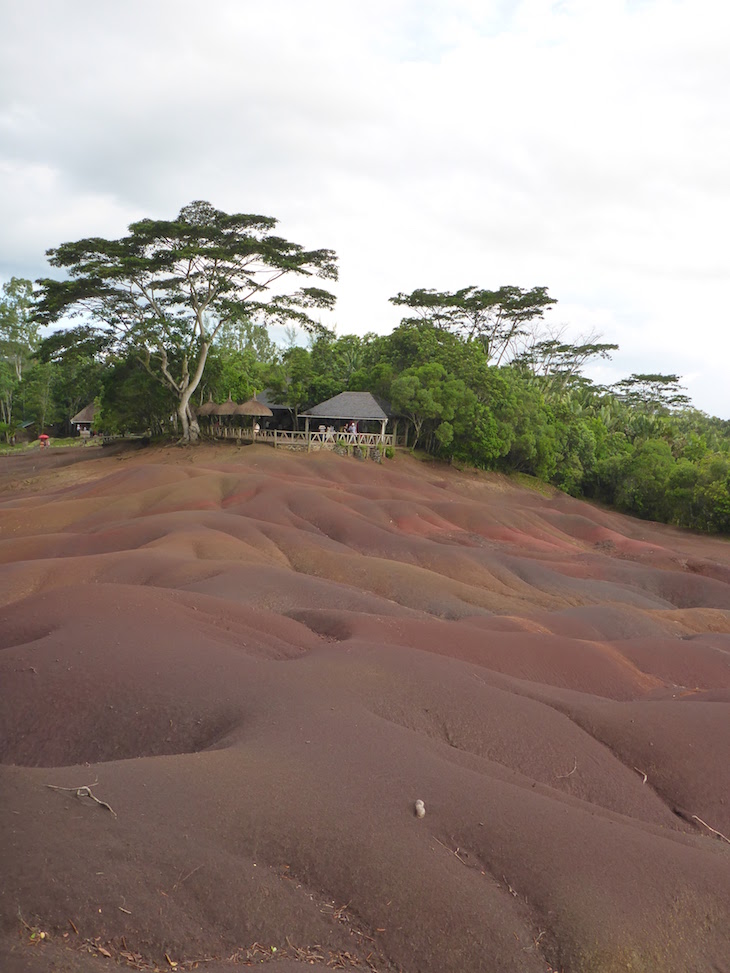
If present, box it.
[177,396,201,442]
[175,342,209,443]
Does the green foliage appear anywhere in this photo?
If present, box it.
[512,338,618,396]
[14,226,730,535]
[0,358,16,434]
[692,454,730,533]
[202,345,266,404]
[214,316,280,364]
[100,356,177,436]
[35,325,107,432]
[611,373,691,413]
[390,284,556,364]
[0,277,37,382]
[22,361,59,432]
[613,440,676,521]
[33,201,337,441]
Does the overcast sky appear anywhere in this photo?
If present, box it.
[2,0,729,417]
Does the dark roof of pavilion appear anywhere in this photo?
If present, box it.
[257,389,292,411]
[300,392,392,421]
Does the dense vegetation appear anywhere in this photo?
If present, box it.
[2,202,729,535]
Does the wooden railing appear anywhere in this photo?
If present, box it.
[208,426,395,449]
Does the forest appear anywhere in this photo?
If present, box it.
[1,201,729,535]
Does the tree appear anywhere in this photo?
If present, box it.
[390,362,476,450]
[0,277,38,382]
[0,359,16,440]
[214,314,280,364]
[511,335,618,395]
[23,361,58,432]
[36,325,109,433]
[34,201,337,441]
[202,345,267,406]
[265,346,315,429]
[613,439,676,521]
[100,355,177,436]
[611,373,691,414]
[389,285,556,364]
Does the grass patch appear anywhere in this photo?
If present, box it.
[510,471,557,496]
[0,438,87,456]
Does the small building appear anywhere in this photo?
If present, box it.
[299,391,393,439]
[71,403,96,438]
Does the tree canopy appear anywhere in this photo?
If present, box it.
[33,201,338,440]
[0,277,37,383]
[5,204,727,535]
[389,285,556,364]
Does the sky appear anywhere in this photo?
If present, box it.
[1,0,729,417]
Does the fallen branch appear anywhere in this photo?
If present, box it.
[503,875,519,897]
[523,930,546,952]
[17,909,34,933]
[556,758,577,780]
[46,779,117,818]
[692,815,730,844]
[17,909,48,943]
[171,864,202,891]
[433,836,468,866]
[633,767,648,784]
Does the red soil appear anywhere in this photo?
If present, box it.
[1,442,729,973]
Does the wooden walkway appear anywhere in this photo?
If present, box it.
[209,428,399,449]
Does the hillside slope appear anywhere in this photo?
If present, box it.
[1,443,729,973]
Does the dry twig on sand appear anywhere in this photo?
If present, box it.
[45,778,117,817]
[433,836,469,866]
[171,864,202,891]
[692,815,730,844]
[555,758,577,780]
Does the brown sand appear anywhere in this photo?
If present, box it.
[1,442,729,973]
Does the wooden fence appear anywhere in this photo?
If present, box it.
[209,427,398,450]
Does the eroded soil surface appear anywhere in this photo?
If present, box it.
[1,443,729,973]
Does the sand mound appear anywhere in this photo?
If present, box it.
[1,443,729,973]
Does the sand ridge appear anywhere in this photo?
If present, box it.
[1,443,729,973]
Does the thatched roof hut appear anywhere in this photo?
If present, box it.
[196,397,217,416]
[234,398,273,417]
[71,403,97,425]
[210,396,238,416]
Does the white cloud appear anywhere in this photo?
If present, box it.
[1,0,729,416]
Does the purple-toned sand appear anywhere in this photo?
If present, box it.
[1,444,728,972]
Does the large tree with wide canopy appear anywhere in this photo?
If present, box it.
[33,201,338,441]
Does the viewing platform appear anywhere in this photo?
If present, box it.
[210,428,401,450]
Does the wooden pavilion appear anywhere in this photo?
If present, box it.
[299,392,394,440]
[71,403,97,438]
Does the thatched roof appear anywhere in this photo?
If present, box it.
[196,397,217,416]
[235,398,273,417]
[210,397,238,416]
[300,392,392,421]
[71,403,96,424]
